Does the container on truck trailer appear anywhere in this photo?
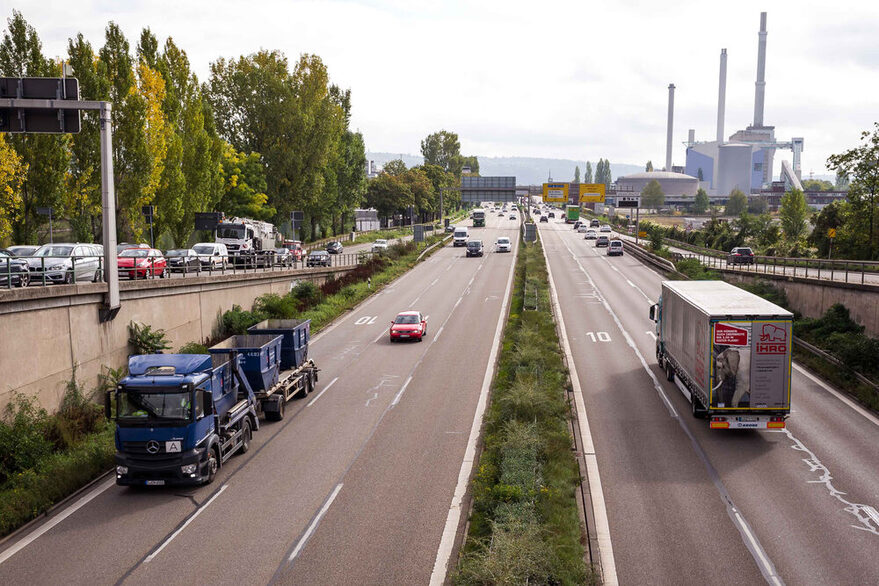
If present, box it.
[649,280,793,429]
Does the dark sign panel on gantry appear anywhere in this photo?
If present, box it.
[460,176,517,203]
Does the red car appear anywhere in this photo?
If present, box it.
[283,240,304,261]
[117,248,167,279]
[389,311,427,342]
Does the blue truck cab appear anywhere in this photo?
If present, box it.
[108,353,259,486]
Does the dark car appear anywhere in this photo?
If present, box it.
[728,247,755,265]
[596,235,610,247]
[539,216,549,223]
[165,249,202,273]
[306,250,332,267]
[0,249,30,287]
[326,241,344,254]
[548,211,555,218]
[573,221,582,230]
[466,240,484,257]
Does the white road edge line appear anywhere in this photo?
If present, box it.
[792,364,879,428]
[287,483,343,563]
[429,235,518,586]
[307,377,339,407]
[541,234,619,586]
[391,376,413,407]
[145,483,229,563]
[0,476,116,566]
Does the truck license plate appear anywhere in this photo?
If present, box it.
[145,480,165,486]
[739,416,758,422]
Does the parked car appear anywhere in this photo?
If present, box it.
[116,242,150,254]
[26,243,103,284]
[596,235,610,247]
[466,240,484,257]
[496,237,512,253]
[306,250,332,267]
[577,224,590,233]
[326,241,344,254]
[117,248,167,279]
[389,311,427,342]
[607,240,624,256]
[600,225,612,233]
[5,245,38,257]
[274,248,295,267]
[0,249,30,287]
[539,216,549,223]
[372,239,389,253]
[728,247,755,265]
[192,242,228,269]
[165,249,201,273]
[584,230,598,240]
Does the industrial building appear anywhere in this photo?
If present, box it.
[616,171,699,196]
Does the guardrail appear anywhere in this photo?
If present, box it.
[1,250,376,290]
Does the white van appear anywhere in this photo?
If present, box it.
[192,242,229,269]
[453,227,469,247]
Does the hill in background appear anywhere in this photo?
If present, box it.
[365,152,643,185]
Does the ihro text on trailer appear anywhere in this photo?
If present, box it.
[108,318,318,486]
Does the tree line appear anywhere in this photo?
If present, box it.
[0,10,367,246]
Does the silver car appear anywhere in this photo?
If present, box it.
[26,243,103,284]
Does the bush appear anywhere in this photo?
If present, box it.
[0,394,53,485]
[221,304,266,335]
[795,303,863,342]
[291,281,323,309]
[178,341,208,354]
[128,321,171,355]
[253,292,297,319]
[674,258,720,280]
[44,376,104,452]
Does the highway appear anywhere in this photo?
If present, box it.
[538,218,879,584]
[0,214,521,585]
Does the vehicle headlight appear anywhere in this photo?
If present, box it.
[48,264,65,270]
[116,465,128,475]
[181,464,198,474]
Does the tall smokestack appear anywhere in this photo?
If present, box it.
[753,12,767,127]
[717,49,727,142]
[666,83,675,172]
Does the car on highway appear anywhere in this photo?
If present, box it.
[192,242,228,270]
[539,215,549,223]
[117,248,167,279]
[584,229,597,240]
[372,239,389,253]
[495,237,512,253]
[509,214,517,220]
[728,246,755,265]
[466,240,484,257]
[577,224,590,233]
[607,240,624,256]
[600,224,612,233]
[445,224,456,233]
[596,235,610,247]
[0,249,30,287]
[590,219,600,228]
[165,249,201,273]
[5,245,38,257]
[573,220,582,230]
[282,240,304,261]
[306,250,332,267]
[274,248,295,267]
[548,211,555,218]
[326,241,344,254]
[26,243,103,284]
[497,210,505,216]
[389,311,427,342]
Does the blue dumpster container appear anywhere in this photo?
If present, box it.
[247,319,311,370]
[209,334,282,393]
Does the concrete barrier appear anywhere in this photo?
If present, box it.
[0,266,353,413]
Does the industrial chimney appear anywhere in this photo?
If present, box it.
[717,49,727,143]
[666,83,675,172]
[753,12,767,127]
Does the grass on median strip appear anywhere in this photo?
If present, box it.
[0,233,449,539]
[453,237,592,585]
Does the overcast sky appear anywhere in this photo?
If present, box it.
[13,0,879,176]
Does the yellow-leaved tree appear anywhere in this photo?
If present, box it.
[0,134,26,244]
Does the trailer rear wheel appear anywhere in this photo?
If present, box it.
[691,397,707,419]
[239,419,252,454]
[665,363,674,382]
[265,395,285,421]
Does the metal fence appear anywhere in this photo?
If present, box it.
[2,250,376,290]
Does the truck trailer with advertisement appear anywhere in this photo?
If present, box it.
[649,280,793,429]
[565,205,580,223]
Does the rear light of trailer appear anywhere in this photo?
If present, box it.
[710,417,729,429]
[768,416,785,429]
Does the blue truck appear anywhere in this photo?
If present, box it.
[108,319,317,486]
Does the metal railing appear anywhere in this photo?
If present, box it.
[2,250,376,290]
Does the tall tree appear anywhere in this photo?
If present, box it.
[0,134,25,243]
[640,179,664,209]
[383,159,407,176]
[217,144,273,220]
[779,188,809,243]
[365,172,412,222]
[725,188,748,216]
[416,163,456,216]
[645,160,653,172]
[747,196,768,214]
[0,11,70,244]
[693,188,709,213]
[584,161,593,183]
[421,130,460,172]
[573,165,581,183]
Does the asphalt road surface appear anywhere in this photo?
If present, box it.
[0,214,522,585]
[539,218,879,585]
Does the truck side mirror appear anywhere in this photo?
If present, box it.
[649,304,657,321]
[105,391,114,420]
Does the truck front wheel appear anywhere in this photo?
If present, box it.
[204,446,219,485]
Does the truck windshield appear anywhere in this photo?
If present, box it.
[117,389,193,422]
[217,225,245,239]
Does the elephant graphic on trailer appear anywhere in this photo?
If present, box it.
[760,323,786,342]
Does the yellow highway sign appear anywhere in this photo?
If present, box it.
[542,182,569,203]
[579,183,606,203]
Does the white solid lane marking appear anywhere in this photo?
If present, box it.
[287,483,343,563]
[145,484,229,563]
[434,325,444,341]
[0,476,115,566]
[430,236,519,586]
[391,376,413,407]
[792,364,879,428]
[306,377,339,407]
[541,238,619,585]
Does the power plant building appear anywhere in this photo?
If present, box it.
[616,171,699,196]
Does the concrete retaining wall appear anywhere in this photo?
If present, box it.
[0,267,351,413]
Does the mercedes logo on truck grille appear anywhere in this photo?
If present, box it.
[146,440,160,454]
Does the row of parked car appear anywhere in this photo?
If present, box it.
[0,239,350,287]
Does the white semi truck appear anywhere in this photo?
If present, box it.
[215,217,280,267]
[649,280,793,430]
